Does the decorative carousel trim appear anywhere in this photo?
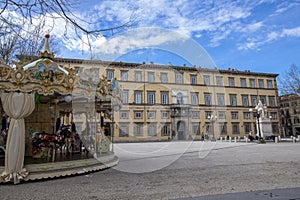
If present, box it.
[0,155,118,183]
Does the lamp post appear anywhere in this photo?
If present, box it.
[208,114,217,141]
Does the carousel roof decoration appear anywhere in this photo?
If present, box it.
[0,34,76,95]
[72,67,123,112]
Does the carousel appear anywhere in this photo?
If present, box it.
[0,35,122,184]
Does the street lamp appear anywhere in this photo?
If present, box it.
[208,114,217,141]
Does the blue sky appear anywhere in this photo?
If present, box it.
[51,0,300,75]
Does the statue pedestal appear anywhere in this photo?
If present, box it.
[257,118,273,138]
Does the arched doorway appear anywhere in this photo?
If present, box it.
[177,121,186,140]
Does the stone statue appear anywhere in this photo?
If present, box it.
[255,100,265,118]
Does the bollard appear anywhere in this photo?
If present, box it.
[234,137,237,143]
[220,137,223,142]
[278,135,281,141]
[229,137,232,142]
[298,135,300,141]
[224,137,227,142]
[275,137,278,143]
[238,136,241,141]
[293,137,296,143]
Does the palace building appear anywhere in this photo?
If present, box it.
[18,56,281,142]
[279,94,300,137]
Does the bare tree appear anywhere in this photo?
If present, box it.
[0,0,134,43]
[278,64,300,96]
[0,26,18,64]
[0,16,59,64]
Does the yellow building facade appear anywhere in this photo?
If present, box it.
[50,58,280,142]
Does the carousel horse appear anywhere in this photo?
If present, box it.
[31,131,63,160]
[58,125,83,154]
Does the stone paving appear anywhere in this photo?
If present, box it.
[0,141,299,200]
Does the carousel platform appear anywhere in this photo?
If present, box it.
[0,152,118,183]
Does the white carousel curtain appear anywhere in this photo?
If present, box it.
[0,92,35,184]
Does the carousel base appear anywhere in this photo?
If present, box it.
[0,153,118,183]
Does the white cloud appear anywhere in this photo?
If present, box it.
[88,0,261,48]
[243,22,264,33]
[238,26,300,50]
[274,1,300,15]
[4,0,298,56]
[91,28,189,56]
[281,27,300,37]
[267,31,280,41]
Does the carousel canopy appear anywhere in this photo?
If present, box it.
[0,34,122,103]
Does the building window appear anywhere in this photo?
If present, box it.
[119,124,129,137]
[148,124,157,136]
[120,111,129,119]
[161,73,168,83]
[240,78,246,87]
[216,76,223,86]
[205,111,212,119]
[218,111,226,119]
[258,79,264,88]
[161,124,170,136]
[270,112,277,119]
[204,93,212,105]
[268,96,276,107]
[134,91,142,104]
[231,112,238,119]
[272,123,279,133]
[147,91,155,104]
[229,94,237,106]
[251,95,257,106]
[106,70,114,81]
[267,80,273,88]
[122,90,128,104]
[161,111,169,119]
[190,75,197,85]
[249,79,255,88]
[217,93,225,106]
[134,111,143,119]
[135,71,142,82]
[244,122,251,134]
[219,123,227,135]
[229,77,235,87]
[147,111,156,119]
[192,111,200,119]
[134,123,143,136]
[121,70,128,81]
[260,95,266,105]
[161,92,169,105]
[191,92,199,105]
[242,95,249,107]
[175,73,183,84]
[232,123,240,134]
[148,72,155,83]
[243,112,250,119]
[192,124,200,135]
[204,75,210,85]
